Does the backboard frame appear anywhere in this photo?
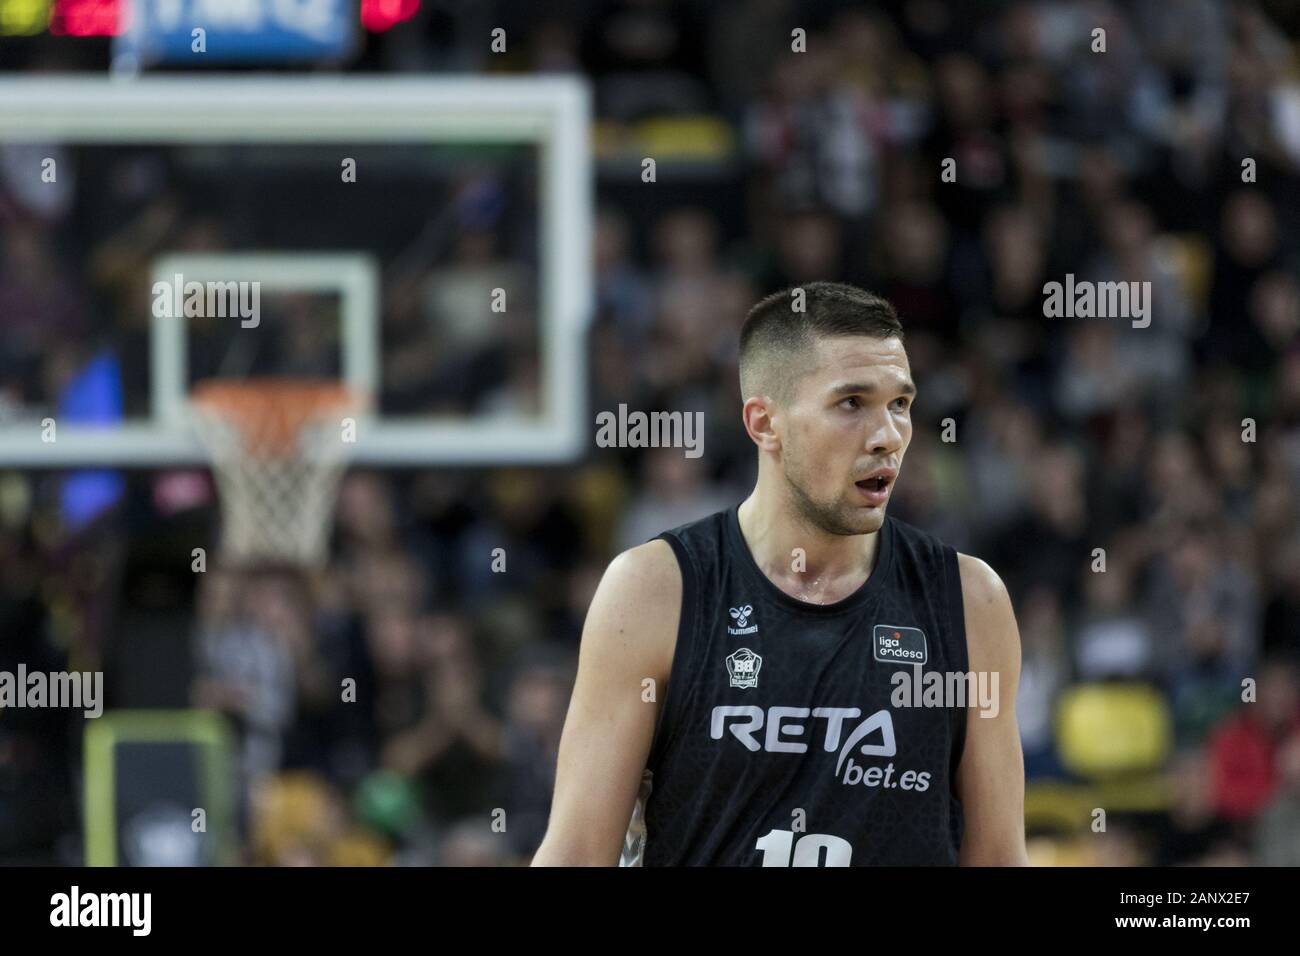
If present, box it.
[0,76,592,467]
[150,252,380,429]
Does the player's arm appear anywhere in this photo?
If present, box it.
[531,539,679,866]
[954,553,1029,866]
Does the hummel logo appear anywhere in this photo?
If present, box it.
[728,604,757,635]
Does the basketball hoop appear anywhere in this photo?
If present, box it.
[190,378,363,567]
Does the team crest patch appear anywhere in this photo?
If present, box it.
[725,647,762,689]
[873,624,928,665]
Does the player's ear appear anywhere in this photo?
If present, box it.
[742,395,781,451]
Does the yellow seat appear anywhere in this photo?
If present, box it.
[633,116,737,160]
[1055,683,1172,778]
[1024,783,1092,833]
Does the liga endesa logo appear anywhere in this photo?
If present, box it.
[710,705,932,791]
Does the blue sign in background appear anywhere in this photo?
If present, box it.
[115,0,356,64]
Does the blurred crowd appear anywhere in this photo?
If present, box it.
[3,0,1300,865]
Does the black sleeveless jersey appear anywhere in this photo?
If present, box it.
[622,505,969,867]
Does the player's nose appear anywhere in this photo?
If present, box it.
[865,410,904,456]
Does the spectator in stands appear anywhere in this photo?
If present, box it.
[1207,658,1300,820]
[1255,731,1300,865]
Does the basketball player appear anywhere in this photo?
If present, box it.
[533,283,1028,866]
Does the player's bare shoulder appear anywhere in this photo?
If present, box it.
[955,552,1008,611]
[955,553,1021,673]
[580,539,682,683]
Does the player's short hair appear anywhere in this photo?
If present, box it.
[738,282,903,404]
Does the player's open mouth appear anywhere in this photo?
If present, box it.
[854,472,894,505]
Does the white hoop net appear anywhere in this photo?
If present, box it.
[189,380,360,567]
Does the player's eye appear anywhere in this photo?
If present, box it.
[839,396,861,410]
[891,397,912,411]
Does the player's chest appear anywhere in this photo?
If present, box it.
[706,599,937,698]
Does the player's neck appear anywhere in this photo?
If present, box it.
[737,488,882,603]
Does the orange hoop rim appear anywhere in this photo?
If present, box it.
[190,377,360,457]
